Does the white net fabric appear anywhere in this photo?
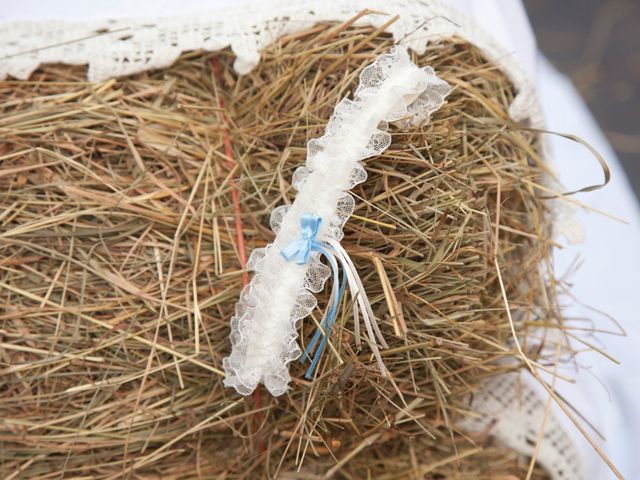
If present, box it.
[460,372,584,480]
[223,46,451,397]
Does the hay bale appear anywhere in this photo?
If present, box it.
[0,20,559,479]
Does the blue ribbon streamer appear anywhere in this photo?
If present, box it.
[281,214,347,379]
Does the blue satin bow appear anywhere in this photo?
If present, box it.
[281,214,346,379]
[281,214,323,264]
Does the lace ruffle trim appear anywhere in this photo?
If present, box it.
[222,47,451,396]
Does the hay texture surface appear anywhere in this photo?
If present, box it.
[0,20,562,479]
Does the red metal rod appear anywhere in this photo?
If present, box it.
[211,57,263,431]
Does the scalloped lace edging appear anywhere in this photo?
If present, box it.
[222,46,451,397]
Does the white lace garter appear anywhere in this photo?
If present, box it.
[222,46,451,396]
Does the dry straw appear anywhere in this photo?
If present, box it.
[0,15,599,479]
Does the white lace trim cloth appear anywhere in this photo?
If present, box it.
[0,1,587,478]
[0,0,540,125]
[223,46,451,396]
[461,372,584,480]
